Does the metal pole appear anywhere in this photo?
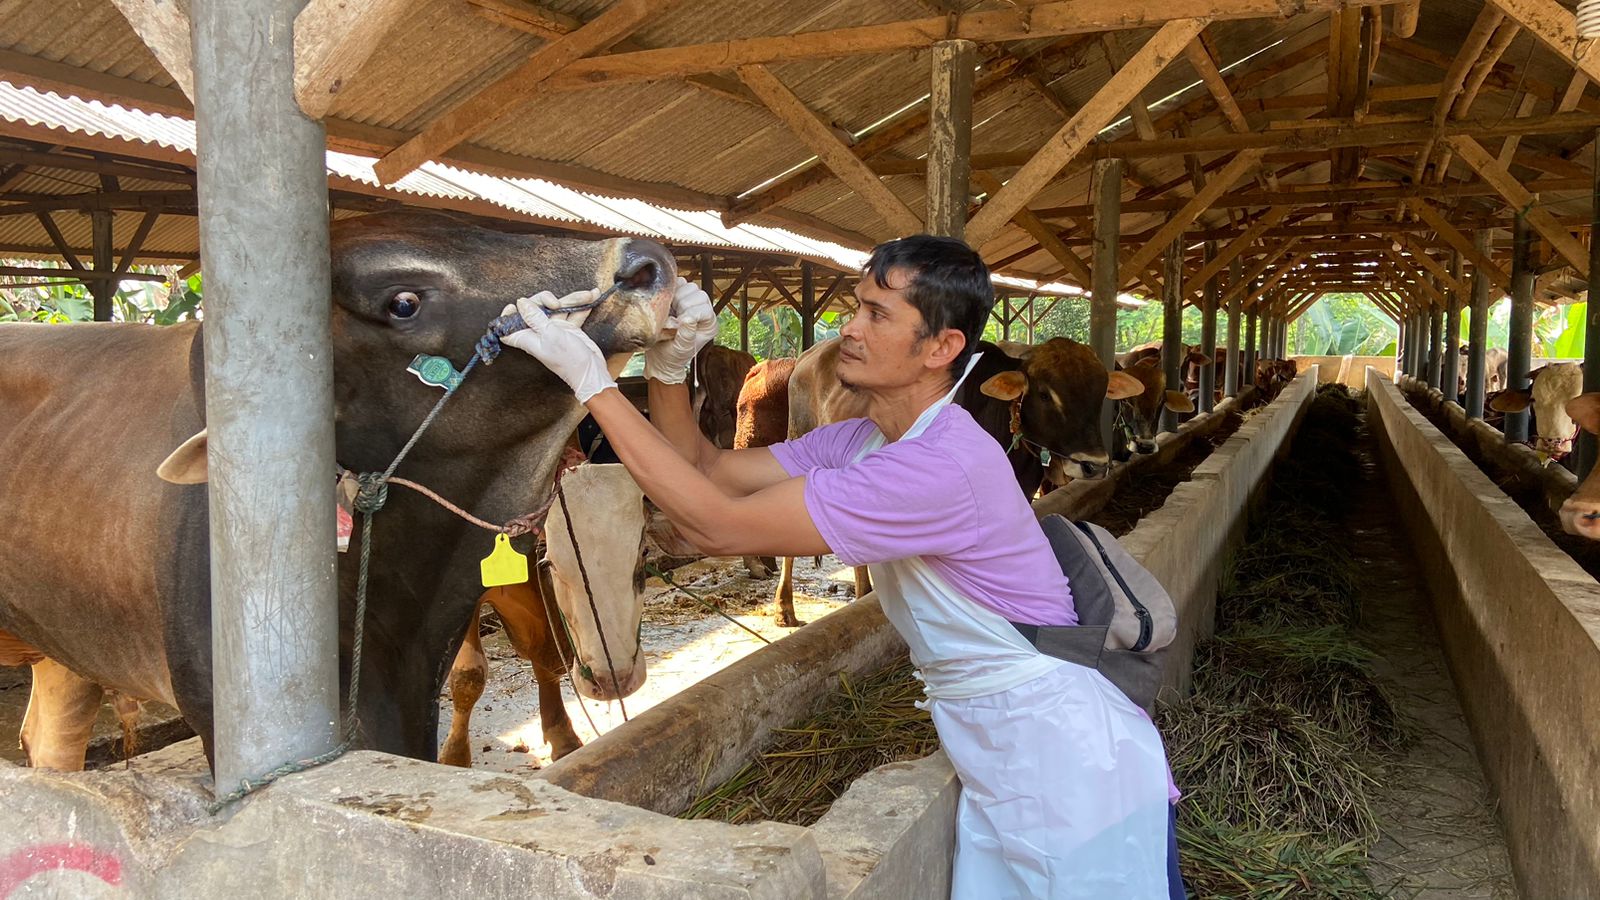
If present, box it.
[1443,251,1462,401]
[1161,238,1184,432]
[1506,215,1535,442]
[1091,159,1122,450]
[1427,293,1443,390]
[1243,307,1258,390]
[739,283,750,354]
[1579,132,1600,479]
[194,0,340,794]
[1465,230,1491,417]
[1224,257,1242,397]
[1199,241,1218,413]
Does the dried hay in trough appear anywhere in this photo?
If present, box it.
[680,659,933,827]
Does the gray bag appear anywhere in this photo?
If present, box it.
[1014,515,1177,713]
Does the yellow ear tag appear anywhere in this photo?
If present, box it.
[480,533,529,587]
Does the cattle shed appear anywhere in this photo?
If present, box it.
[4,0,1600,897]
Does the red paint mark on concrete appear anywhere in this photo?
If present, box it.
[0,843,123,897]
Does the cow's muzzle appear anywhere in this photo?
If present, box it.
[616,239,675,295]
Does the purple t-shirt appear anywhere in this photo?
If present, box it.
[770,404,1077,627]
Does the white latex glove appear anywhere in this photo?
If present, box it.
[533,287,601,328]
[643,276,718,384]
[500,295,616,404]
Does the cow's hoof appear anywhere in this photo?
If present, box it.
[776,614,806,628]
[548,733,583,761]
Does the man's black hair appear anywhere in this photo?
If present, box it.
[862,234,994,379]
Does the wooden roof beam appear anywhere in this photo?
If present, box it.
[1405,198,1512,291]
[964,17,1208,249]
[1411,5,1505,185]
[293,0,413,119]
[107,0,194,103]
[1189,205,1291,294]
[374,0,678,184]
[1487,0,1600,88]
[1123,147,1268,277]
[736,64,921,239]
[1448,134,1590,277]
[1392,1,1420,38]
[971,171,1092,289]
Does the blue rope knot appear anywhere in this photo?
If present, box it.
[354,472,389,515]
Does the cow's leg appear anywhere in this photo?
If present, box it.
[439,600,487,768]
[773,557,804,627]
[491,581,583,761]
[20,658,103,771]
[108,692,142,761]
[854,566,872,600]
[742,556,775,578]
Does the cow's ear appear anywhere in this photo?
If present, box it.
[157,429,209,484]
[980,371,1028,401]
[1164,390,1195,413]
[1133,356,1161,370]
[1489,390,1532,414]
[1568,393,1600,435]
[1106,370,1145,400]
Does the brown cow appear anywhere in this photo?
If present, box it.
[733,357,798,579]
[769,336,1142,627]
[693,344,757,449]
[1116,357,1195,456]
[1254,358,1298,400]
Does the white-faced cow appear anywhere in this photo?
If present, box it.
[441,462,653,767]
[1490,362,1585,465]
[768,336,1143,627]
[0,211,675,770]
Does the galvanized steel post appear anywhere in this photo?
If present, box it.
[193,0,341,794]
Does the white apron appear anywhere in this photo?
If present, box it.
[855,356,1172,900]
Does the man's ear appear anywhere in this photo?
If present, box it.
[925,327,968,372]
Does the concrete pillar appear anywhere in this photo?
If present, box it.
[1506,215,1535,442]
[193,0,341,796]
[1091,159,1121,450]
[1243,308,1258,389]
[1465,230,1492,418]
[1443,251,1462,400]
[1161,238,1184,432]
[926,40,975,239]
[1580,135,1600,479]
[1224,257,1242,397]
[1427,298,1443,390]
[1199,241,1218,413]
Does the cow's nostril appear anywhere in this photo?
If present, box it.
[616,259,658,291]
[617,239,675,293]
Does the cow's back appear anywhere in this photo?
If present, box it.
[0,323,206,703]
[734,357,797,449]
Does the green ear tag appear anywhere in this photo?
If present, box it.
[1039,448,1052,467]
[407,354,463,391]
[480,533,529,588]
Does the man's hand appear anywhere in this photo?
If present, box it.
[643,277,718,384]
[500,294,616,403]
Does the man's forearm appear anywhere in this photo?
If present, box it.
[647,378,716,471]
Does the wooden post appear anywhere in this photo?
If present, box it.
[1244,305,1258,390]
[1443,250,1463,400]
[1091,159,1122,451]
[1199,241,1219,413]
[926,40,975,239]
[90,209,115,321]
[1225,256,1242,397]
[1466,229,1492,417]
[1000,296,1013,341]
[800,261,817,351]
[1582,133,1600,478]
[1162,238,1184,432]
[739,282,750,354]
[1506,215,1535,442]
[1427,293,1443,389]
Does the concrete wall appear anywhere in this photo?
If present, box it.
[0,378,1317,899]
[1292,355,1393,389]
[1367,373,1600,900]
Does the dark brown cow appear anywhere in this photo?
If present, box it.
[0,211,674,770]
[1254,358,1298,400]
[693,344,757,449]
[1116,357,1194,456]
[1558,394,1600,538]
[769,336,1143,627]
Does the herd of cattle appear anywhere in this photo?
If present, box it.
[10,211,1587,783]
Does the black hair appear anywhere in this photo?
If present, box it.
[862,235,994,379]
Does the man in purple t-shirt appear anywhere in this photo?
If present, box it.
[500,236,1182,899]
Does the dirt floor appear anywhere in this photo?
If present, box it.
[1354,423,1518,898]
[435,553,854,772]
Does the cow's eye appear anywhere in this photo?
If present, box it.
[387,291,422,319]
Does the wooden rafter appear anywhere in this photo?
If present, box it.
[293,0,413,119]
[1123,148,1266,278]
[374,0,678,184]
[971,171,1092,289]
[1188,205,1290,295]
[964,17,1208,249]
[107,0,193,102]
[1406,198,1512,292]
[1487,0,1600,88]
[1447,135,1590,277]
[736,65,922,239]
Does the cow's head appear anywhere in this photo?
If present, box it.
[325,212,675,466]
[1118,357,1193,455]
[977,337,1143,485]
[1559,393,1600,539]
[543,464,651,701]
[1491,363,1584,464]
[1182,345,1213,388]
